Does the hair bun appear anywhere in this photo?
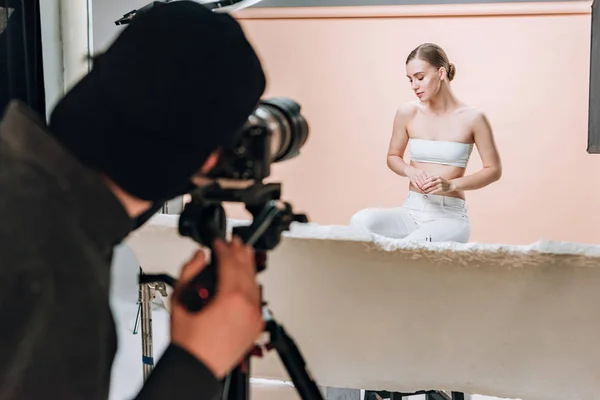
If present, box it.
[406,43,455,82]
[448,63,456,81]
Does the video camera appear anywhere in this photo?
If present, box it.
[177,96,310,311]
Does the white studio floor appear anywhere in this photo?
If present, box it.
[107,243,521,400]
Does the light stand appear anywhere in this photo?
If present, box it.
[134,273,168,381]
[132,194,182,380]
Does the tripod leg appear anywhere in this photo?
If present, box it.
[264,317,324,400]
[425,391,452,400]
[223,358,250,400]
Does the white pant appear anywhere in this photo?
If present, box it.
[349,191,470,243]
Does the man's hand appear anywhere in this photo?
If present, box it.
[170,237,264,379]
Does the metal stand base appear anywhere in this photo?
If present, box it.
[133,268,168,381]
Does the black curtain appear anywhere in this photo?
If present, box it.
[0,0,45,120]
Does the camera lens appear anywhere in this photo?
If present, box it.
[254,97,309,164]
[206,97,309,182]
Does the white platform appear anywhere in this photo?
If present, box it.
[118,214,600,400]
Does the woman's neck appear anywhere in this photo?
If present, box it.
[426,84,460,114]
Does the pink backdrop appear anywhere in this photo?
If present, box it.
[227,1,600,245]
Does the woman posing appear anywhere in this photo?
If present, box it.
[350,43,502,243]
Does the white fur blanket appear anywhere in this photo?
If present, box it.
[120,214,600,400]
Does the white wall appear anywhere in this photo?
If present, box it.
[39,0,63,119]
[60,0,92,92]
[91,0,269,54]
[92,0,149,53]
[40,0,92,118]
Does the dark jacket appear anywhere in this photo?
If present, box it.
[0,101,221,400]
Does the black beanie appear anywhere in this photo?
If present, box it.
[48,1,266,201]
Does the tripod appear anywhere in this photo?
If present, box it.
[137,182,325,400]
[210,271,325,400]
[136,266,321,400]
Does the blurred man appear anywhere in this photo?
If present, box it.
[0,2,266,399]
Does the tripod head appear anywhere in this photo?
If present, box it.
[179,181,308,254]
[174,180,308,311]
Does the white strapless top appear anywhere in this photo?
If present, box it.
[409,138,473,168]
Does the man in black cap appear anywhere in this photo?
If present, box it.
[0,1,266,399]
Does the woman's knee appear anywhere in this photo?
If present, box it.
[455,222,471,243]
[349,208,379,229]
[447,217,471,243]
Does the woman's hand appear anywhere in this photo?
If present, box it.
[406,167,429,192]
[422,176,456,194]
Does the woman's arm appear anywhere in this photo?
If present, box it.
[386,104,416,177]
[387,104,429,190]
[450,112,502,191]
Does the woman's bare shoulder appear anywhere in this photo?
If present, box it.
[459,103,489,123]
[395,100,420,118]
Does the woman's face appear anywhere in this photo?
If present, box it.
[406,58,442,102]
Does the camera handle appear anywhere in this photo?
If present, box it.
[176,198,290,312]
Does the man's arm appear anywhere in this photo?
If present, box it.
[0,187,223,400]
[134,241,263,400]
[134,344,222,400]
